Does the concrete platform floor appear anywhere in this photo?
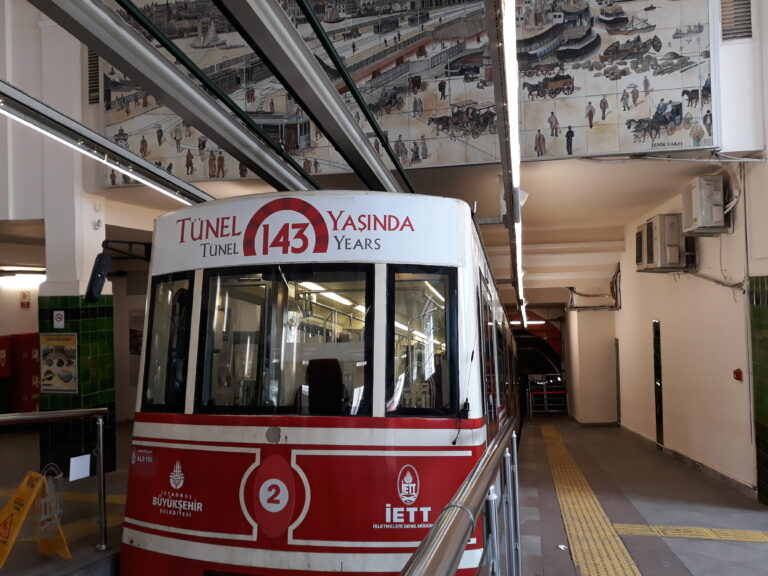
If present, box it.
[2,415,767,575]
[520,415,768,576]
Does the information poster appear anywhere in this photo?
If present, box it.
[40,334,78,394]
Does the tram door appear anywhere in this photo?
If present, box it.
[478,276,499,441]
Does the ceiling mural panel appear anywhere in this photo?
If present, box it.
[517,0,716,160]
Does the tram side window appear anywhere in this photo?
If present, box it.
[387,266,457,416]
[142,273,194,412]
[197,265,372,415]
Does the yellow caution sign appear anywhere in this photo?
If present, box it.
[0,471,71,569]
[35,476,71,560]
[0,472,44,569]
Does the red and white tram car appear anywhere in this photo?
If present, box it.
[122,191,518,575]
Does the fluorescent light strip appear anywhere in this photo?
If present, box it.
[0,104,191,206]
[424,281,445,302]
[394,321,408,331]
[0,266,45,272]
[299,282,353,306]
[510,320,545,326]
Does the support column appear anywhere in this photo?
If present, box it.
[35,16,115,474]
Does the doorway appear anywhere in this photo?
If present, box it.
[653,320,663,446]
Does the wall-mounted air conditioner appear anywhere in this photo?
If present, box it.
[637,213,693,272]
[635,224,647,270]
[682,175,727,235]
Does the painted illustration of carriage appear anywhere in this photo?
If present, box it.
[428,100,497,140]
[626,100,692,141]
[521,73,575,99]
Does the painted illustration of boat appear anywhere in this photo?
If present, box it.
[608,16,656,35]
[191,19,226,49]
[599,34,662,62]
[672,23,704,38]
[598,3,628,28]
[557,29,601,61]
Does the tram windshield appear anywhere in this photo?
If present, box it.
[387,267,455,415]
[197,264,372,415]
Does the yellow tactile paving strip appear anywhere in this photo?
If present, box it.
[541,424,643,576]
[615,524,768,543]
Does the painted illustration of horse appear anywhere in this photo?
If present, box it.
[428,113,453,134]
[521,81,541,100]
[626,118,660,142]
[682,89,699,107]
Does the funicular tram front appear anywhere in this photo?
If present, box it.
[122,191,518,575]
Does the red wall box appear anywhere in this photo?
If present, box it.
[11,333,40,413]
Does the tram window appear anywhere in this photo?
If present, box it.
[142,273,194,413]
[196,264,373,415]
[386,266,457,416]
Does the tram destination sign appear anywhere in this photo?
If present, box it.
[152,192,468,275]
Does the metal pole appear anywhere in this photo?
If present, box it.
[503,447,515,576]
[511,432,522,576]
[95,415,108,551]
[486,485,499,575]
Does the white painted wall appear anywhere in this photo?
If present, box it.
[616,190,754,486]
[565,309,617,424]
[0,275,44,335]
[564,310,579,416]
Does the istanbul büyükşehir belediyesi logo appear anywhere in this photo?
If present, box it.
[169,460,185,490]
[243,197,329,256]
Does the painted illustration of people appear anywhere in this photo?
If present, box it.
[548,111,559,137]
[139,135,148,157]
[420,135,428,160]
[313,158,320,173]
[411,141,420,163]
[303,158,312,173]
[689,120,705,147]
[269,98,275,113]
[631,86,640,107]
[172,123,183,153]
[109,170,117,186]
[620,90,630,111]
[438,80,447,100]
[655,98,667,116]
[239,162,248,178]
[565,126,574,155]
[216,151,225,177]
[185,149,194,175]
[156,126,164,146]
[643,75,651,96]
[208,150,216,178]
[534,129,546,157]
[395,134,407,163]
[599,96,609,120]
[585,102,595,129]
[165,162,173,174]
[198,135,207,159]
[703,109,712,136]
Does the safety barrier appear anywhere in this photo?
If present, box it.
[0,407,110,551]
[400,417,521,576]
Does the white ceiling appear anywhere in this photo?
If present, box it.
[76,154,720,308]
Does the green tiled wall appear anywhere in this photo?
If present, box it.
[37,295,116,474]
[750,276,768,504]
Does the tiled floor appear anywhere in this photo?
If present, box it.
[3,415,768,576]
[520,416,768,576]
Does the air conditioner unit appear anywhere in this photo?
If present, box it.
[641,213,691,272]
[635,224,647,270]
[682,175,726,235]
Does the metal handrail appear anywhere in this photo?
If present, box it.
[0,407,110,551]
[401,417,518,575]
